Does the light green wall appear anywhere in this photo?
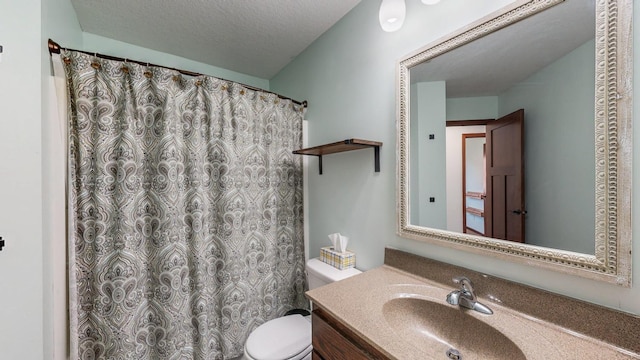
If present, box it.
[498,39,596,253]
[272,0,640,315]
[82,33,270,90]
[271,0,514,267]
[413,81,447,227]
[410,83,420,223]
[447,96,499,120]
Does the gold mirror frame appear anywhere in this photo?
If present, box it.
[397,0,632,286]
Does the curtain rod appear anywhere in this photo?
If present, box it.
[48,39,307,108]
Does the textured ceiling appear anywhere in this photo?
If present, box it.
[70,0,361,79]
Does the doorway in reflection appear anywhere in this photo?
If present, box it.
[461,133,486,236]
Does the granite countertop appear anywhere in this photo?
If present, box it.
[306,264,640,360]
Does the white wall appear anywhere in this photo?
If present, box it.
[0,0,44,358]
[271,0,640,315]
[445,125,486,233]
[444,97,496,232]
[42,1,84,359]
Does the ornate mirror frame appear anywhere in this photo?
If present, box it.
[397,0,632,286]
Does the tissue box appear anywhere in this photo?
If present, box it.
[320,246,356,270]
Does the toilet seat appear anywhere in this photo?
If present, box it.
[244,314,312,360]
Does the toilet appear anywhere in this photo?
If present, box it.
[243,258,362,360]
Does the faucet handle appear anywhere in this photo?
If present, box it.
[446,290,461,305]
[452,276,475,296]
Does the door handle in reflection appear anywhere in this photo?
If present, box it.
[512,209,528,215]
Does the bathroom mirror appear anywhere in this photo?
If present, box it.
[397,0,632,285]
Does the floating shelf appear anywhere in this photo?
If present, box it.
[293,138,382,175]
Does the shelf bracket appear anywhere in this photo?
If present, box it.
[374,145,380,172]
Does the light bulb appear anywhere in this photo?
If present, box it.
[422,0,441,4]
[379,0,406,32]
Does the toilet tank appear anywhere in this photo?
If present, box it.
[306,258,362,290]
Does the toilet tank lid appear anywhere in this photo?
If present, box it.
[245,314,311,359]
[306,258,362,282]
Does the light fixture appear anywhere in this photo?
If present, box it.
[380,0,444,32]
[379,0,406,32]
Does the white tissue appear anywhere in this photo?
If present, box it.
[338,235,348,253]
[328,233,340,249]
[328,233,349,254]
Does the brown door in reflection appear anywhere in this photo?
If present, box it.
[485,109,525,243]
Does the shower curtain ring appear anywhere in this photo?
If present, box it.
[91,52,101,69]
[121,58,130,73]
[144,63,153,78]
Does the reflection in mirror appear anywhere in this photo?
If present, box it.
[397,0,632,285]
[462,133,486,237]
[409,0,594,254]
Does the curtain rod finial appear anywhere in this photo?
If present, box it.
[48,39,61,55]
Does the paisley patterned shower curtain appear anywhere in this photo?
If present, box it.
[61,50,307,359]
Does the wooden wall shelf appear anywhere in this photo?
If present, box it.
[293,139,382,175]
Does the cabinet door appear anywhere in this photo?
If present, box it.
[312,309,389,360]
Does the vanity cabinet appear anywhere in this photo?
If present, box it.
[312,308,389,360]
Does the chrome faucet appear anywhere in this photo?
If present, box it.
[446,276,493,315]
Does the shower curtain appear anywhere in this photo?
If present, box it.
[61,49,307,359]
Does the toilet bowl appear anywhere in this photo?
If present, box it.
[243,258,362,360]
[243,314,313,360]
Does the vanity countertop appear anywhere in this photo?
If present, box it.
[306,250,640,360]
